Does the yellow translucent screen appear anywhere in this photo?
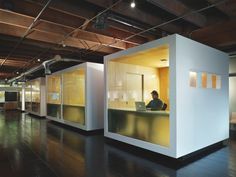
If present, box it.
[31,80,40,102]
[47,75,61,104]
[63,69,85,106]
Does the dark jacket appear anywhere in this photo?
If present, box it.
[146,98,163,110]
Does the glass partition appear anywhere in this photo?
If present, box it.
[31,79,40,113]
[62,69,85,125]
[107,45,170,147]
[25,82,32,111]
[47,75,61,118]
[17,91,22,109]
[0,91,4,103]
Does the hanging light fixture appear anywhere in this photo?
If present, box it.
[130,0,136,8]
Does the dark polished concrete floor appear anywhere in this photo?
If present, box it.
[0,111,236,177]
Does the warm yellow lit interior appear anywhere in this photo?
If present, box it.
[113,45,169,68]
[63,69,85,106]
[108,45,169,110]
[31,80,40,103]
[107,45,170,147]
[47,75,61,104]
[0,91,4,102]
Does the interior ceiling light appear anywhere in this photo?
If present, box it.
[16,71,19,74]
[130,0,136,8]
[62,42,66,48]
[37,58,41,62]
[161,59,167,62]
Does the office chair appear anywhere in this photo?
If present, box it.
[161,103,167,111]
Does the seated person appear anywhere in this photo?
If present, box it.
[146,90,163,110]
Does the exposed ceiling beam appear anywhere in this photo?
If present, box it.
[0,22,120,55]
[0,9,134,50]
[147,0,207,27]
[206,0,236,18]
[191,20,236,49]
[83,0,183,34]
[0,72,16,77]
[0,0,151,44]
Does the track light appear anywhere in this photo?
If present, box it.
[130,0,135,8]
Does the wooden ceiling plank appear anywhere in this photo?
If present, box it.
[147,0,207,27]
[206,0,236,18]
[191,20,236,48]
[0,22,119,54]
[0,9,131,50]
[0,0,150,44]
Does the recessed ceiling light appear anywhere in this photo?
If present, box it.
[161,59,167,62]
[16,71,19,74]
[130,1,135,8]
[37,58,41,62]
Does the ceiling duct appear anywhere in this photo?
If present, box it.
[8,55,83,83]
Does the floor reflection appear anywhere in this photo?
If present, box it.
[0,111,235,177]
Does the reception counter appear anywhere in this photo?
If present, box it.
[108,109,170,147]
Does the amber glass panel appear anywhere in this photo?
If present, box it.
[212,74,217,89]
[47,75,61,118]
[62,69,85,124]
[202,72,207,88]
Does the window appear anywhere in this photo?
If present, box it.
[201,72,207,88]
[189,71,197,87]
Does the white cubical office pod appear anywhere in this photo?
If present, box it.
[46,62,104,131]
[25,77,46,117]
[104,34,229,158]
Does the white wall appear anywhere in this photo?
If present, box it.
[176,35,229,157]
[86,62,104,130]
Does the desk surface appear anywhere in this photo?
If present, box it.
[109,108,170,115]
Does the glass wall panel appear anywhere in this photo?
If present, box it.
[17,91,22,109]
[47,75,61,118]
[62,69,85,125]
[107,45,170,147]
[25,82,32,111]
[0,91,4,103]
[31,80,40,113]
